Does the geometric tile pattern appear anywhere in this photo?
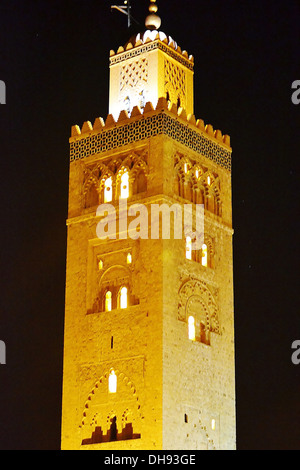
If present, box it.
[70,112,231,171]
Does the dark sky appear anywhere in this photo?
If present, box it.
[0,0,299,450]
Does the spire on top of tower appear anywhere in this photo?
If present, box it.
[145,0,161,30]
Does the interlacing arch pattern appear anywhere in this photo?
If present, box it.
[174,153,222,216]
[83,151,148,207]
[80,369,142,428]
[164,59,186,110]
[178,278,220,344]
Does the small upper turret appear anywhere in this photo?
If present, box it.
[108,0,195,119]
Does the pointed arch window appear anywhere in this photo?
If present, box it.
[195,167,202,180]
[188,316,196,341]
[108,370,117,394]
[120,171,129,199]
[119,286,128,309]
[105,291,112,312]
[104,177,112,203]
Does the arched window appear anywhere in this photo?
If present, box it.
[120,171,129,199]
[195,167,202,180]
[184,162,191,175]
[188,316,196,341]
[202,243,208,267]
[108,370,117,393]
[119,286,128,309]
[104,177,112,203]
[105,291,112,312]
[186,236,192,260]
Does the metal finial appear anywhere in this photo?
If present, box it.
[111,0,132,28]
[145,0,161,30]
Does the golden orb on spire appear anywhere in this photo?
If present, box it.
[145,0,161,30]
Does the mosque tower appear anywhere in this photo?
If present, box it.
[61,1,236,450]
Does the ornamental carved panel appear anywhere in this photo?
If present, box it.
[119,58,148,111]
[178,278,220,335]
[164,59,186,109]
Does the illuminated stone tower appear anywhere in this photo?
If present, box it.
[61,1,236,450]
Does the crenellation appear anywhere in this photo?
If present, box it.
[69,100,231,150]
[143,101,155,114]
[178,107,187,120]
[117,109,130,123]
[93,117,105,130]
[71,124,81,137]
[130,105,143,118]
[82,121,93,133]
[205,124,214,137]
[105,113,116,127]
[187,114,196,126]
[155,96,168,111]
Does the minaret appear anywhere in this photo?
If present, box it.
[61,0,236,450]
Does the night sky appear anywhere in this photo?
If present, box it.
[0,0,299,450]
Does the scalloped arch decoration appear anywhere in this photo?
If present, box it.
[178,278,220,335]
[80,369,142,428]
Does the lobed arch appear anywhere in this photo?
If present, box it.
[82,151,148,207]
[80,368,142,428]
[92,264,138,313]
[178,278,220,338]
[186,294,211,334]
[174,153,222,217]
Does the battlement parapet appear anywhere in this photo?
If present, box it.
[69,98,232,171]
[71,97,230,147]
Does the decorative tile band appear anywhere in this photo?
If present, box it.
[110,41,194,71]
[70,112,231,171]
